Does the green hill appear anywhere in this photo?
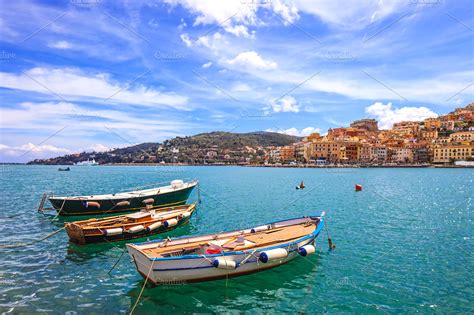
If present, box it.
[28,131,300,165]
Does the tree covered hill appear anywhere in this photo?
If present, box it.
[28,131,300,165]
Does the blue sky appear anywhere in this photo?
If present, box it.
[0,0,473,162]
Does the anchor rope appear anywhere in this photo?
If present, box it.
[0,227,65,249]
[130,259,155,315]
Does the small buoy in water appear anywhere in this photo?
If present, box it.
[355,184,363,192]
[299,181,305,189]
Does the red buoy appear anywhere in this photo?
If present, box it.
[355,184,363,192]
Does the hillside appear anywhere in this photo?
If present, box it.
[28,131,300,165]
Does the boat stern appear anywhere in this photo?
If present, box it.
[64,222,86,245]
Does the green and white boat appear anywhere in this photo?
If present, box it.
[47,180,198,216]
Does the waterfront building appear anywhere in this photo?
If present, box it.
[311,141,342,162]
[413,147,430,163]
[294,142,311,162]
[358,143,373,162]
[279,146,296,161]
[433,145,474,163]
[390,147,414,163]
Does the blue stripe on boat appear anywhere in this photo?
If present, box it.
[149,218,324,261]
[152,238,316,271]
[132,214,322,246]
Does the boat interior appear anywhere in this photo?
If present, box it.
[138,218,320,258]
[70,205,194,228]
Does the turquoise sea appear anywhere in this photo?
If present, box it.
[0,165,472,314]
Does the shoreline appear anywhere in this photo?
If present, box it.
[13,163,473,168]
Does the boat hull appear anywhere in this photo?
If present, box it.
[49,184,196,216]
[127,235,317,284]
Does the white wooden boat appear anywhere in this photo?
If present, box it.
[126,214,325,284]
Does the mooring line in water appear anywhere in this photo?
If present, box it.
[107,248,127,276]
[0,227,65,249]
[130,259,155,315]
[197,181,202,204]
[0,210,32,219]
[324,219,336,251]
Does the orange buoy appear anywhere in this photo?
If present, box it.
[355,184,363,192]
[116,201,130,207]
[85,201,101,208]
[142,198,154,205]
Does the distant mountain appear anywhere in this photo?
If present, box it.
[28,131,300,165]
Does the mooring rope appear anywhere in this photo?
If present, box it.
[324,219,336,250]
[0,210,32,219]
[130,259,155,315]
[197,181,202,204]
[0,227,65,249]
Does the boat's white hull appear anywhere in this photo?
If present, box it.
[127,236,316,284]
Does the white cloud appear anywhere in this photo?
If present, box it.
[293,0,409,30]
[224,24,251,38]
[266,127,320,137]
[48,40,72,49]
[365,102,438,129]
[0,101,200,162]
[273,0,299,25]
[89,144,109,152]
[269,95,299,113]
[180,33,192,47]
[202,61,212,68]
[164,0,299,35]
[227,51,277,70]
[0,67,189,110]
[0,143,70,157]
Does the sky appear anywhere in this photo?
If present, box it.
[0,0,473,162]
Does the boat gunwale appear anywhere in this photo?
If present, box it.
[127,215,324,261]
[69,204,196,231]
[49,179,198,201]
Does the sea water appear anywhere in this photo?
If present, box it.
[0,165,472,313]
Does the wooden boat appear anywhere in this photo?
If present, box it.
[126,214,325,284]
[47,179,197,216]
[65,204,196,245]
[58,167,70,171]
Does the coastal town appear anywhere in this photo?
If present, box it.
[269,103,474,166]
[29,104,474,167]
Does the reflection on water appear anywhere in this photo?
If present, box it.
[127,253,324,314]
[0,166,472,313]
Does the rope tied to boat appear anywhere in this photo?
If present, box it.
[324,219,336,251]
[197,181,202,204]
[130,258,156,315]
[238,249,258,267]
[0,227,66,249]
